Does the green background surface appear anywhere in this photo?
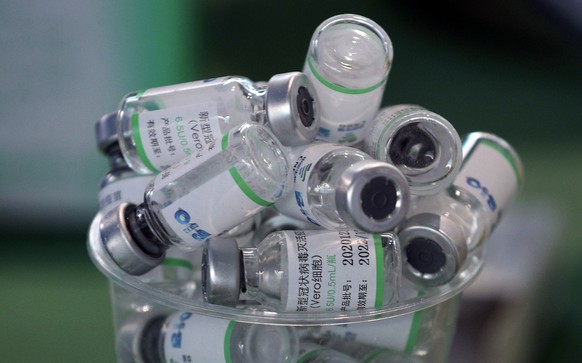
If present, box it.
[1,1,581,362]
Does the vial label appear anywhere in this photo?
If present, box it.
[284,230,385,312]
[314,289,423,352]
[98,175,152,214]
[304,59,385,145]
[159,166,270,247]
[163,312,234,362]
[365,104,424,160]
[274,142,339,226]
[454,138,521,226]
[132,102,221,172]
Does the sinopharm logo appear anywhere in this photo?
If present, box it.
[298,163,312,182]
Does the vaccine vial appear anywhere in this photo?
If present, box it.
[363,105,462,195]
[96,112,200,299]
[398,132,524,287]
[304,14,393,145]
[305,335,424,363]
[117,311,299,363]
[202,229,402,312]
[117,72,319,173]
[306,293,461,362]
[99,123,292,275]
[274,142,410,233]
[95,112,154,214]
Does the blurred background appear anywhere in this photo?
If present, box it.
[1,0,581,361]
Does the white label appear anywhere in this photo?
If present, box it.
[159,168,269,248]
[315,288,422,352]
[284,230,384,312]
[98,175,152,214]
[304,61,385,146]
[133,102,221,172]
[454,139,520,226]
[163,312,233,362]
[274,142,339,226]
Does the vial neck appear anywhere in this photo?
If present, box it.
[125,203,169,258]
[106,144,132,173]
[240,247,260,300]
[250,88,267,125]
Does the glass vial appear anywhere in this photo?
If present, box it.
[305,293,461,363]
[398,132,524,287]
[99,123,291,275]
[304,14,393,145]
[117,311,299,363]
[202,229,401,312]
[363,105,462,195]
[95,112,154,214]
[274,142,410,233]
[117,72,319,173]
[96,112,199,298]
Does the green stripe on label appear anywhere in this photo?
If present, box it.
[131,113,158,172]
[404,293,425,353]
[481,139,524,187]
[162,258,193,270]
[224,321,235,363]
[373,234,385,309]
[307,57,387,95]
[229,167,273,207]
[221,131,229,150]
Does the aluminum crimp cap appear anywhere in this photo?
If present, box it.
[265,71,320,146]
[201,237,241,307]
[335,159,411,233]
[398,212,468,287]
[99,202,165,276]
[95,111,119,154]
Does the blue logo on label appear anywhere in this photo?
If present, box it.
[174,209,212,241]
[175,209,191,224]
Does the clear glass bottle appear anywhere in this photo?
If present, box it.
[95,112,154,214]
[274,142,410,233]
[303,14,393,145]
[117,72,319,173]
[305,293,461,363]
[398,132,524,287]
[202,229,402,312]
[117,311,299,363]
[363,105,462,195]
[99,123,292,275]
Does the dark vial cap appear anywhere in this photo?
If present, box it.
[405,237,447,274]
[360,176,397,220]
[296,86,315,128]
[389,123,437,169]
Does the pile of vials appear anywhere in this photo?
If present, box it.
[93,14,524,363]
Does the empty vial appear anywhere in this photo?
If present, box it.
[99,123,292,275]
[363,105,462,195]
[274,142,410,233]
[117,72,319,173]
[117,311,299,363]
[95,112,154,214]
[202,229,401,312]
[304,14,393,145]
[398,132,524,287]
